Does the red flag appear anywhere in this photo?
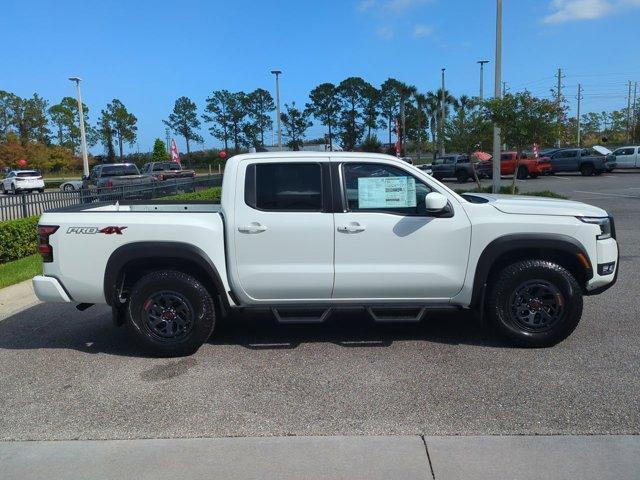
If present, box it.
[395,119,401,157]
[170,139,180,163]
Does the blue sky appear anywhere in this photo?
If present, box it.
[2,0,640,154]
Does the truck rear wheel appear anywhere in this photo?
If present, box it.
[127,270,215,357]
[456,170,469,183]
[486,260,583,347]
[580,163,595,176]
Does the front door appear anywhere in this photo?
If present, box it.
[332,161,472,300]
[233,159,334,301]
[613,147,636,168]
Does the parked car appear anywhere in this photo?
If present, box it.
[2,170,45,194]
[477,152,552,179]
[59,180,84,192]
[611,146,640,168]
[547,148,616,176]
[418,165,433,176]
[141,161,196,181]
[33,152,618,356]
[430,154,488,183]
[87,163,156,188]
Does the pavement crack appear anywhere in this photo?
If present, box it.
[421,435,436,479]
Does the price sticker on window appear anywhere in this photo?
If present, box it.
[357,176,416,209]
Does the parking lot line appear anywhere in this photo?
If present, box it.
[573,191,639,198]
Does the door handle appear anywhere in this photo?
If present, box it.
[238,222,268,234]
[337,223,366,234]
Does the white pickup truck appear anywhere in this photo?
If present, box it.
[32,152,619,356]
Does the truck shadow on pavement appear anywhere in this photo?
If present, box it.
[0,304,509,358]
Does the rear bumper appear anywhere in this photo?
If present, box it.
[32,275,72,303]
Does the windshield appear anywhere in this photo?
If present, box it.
[101,165,140,176]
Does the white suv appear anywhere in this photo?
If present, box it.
[2,170,45,194]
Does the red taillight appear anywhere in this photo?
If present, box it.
[38,225,59,262]
[105,180,113,188]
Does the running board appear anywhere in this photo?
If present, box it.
[366,306,427,323]
[272,307,333,324]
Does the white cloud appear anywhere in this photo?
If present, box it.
[412,24,433,37]
[376,26,394,39]
[385,0,433,14]
[357,0,376,12]
[543,0,640,24]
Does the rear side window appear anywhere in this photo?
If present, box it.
[614,148,635,156]
[245,163,322,211]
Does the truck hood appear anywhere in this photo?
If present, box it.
[463,193,608,217]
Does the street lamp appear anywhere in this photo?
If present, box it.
[492,0,503,194]
[271,70,283,150]
[68,77,90,177]
[477,60,490,100]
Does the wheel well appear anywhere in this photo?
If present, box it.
[116,257,220,305]
[486,247,589,292]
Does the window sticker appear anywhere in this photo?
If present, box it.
[357,176,416,209]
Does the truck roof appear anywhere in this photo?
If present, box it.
[226,151,404,167]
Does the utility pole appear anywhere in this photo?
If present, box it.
[627,80,633,143]
[165,128,171,154]
[633,82,638,142]
[576,84,583,147]
[492,0,502,194]
[68,77,89,177]
[440,68,446,156]
[555,68,564,148]
[271,70,283,150]
[478,60,489,100]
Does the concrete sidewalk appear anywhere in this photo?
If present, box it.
[0,279,39,321]
[1,435,638,480]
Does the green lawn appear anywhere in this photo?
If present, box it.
[0,254,42,289]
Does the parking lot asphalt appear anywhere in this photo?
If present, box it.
[0,172,638,441]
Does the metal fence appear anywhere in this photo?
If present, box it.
[0,175,223,221]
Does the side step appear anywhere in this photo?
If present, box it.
[366,306,427,323]
[272,307,332,324]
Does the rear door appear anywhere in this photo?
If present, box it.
[233,159,334,301]
[332,160,472,300]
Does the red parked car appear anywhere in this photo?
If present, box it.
[478,152,552,179]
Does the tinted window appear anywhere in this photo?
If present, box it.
[101,165,140,176]
[500,153,512,161]
[342,163,432,215]
[17,171,38,177]
[246,163,322,211]
[615,148,635,156]
[562,150,578,158]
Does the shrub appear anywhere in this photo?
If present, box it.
[0,216,39,263]
[159,187,222,202]
[455,186,519,195]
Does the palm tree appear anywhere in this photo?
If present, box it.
[428,88,455,156]
[414,92,428,161]
[397,83,417,155]
[425,92,439,158]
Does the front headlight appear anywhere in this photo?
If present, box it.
[579,216,612,240]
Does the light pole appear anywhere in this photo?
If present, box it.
[440,68,446,156]
[69,77,89,177]
[271,70,283,150]
[477,60,490,100]
[492,0,503,194]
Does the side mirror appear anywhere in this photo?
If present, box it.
[424,192,448,213]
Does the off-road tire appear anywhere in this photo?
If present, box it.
[487,260,583,347]
[580,163,595,176]
[128,270,216,357]
[516,166,528,180]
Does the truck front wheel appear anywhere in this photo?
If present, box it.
[127,270,216,357]
[487,260,583,347]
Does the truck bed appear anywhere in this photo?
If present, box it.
[50,200,222,214]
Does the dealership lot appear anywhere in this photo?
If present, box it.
[0,172,638,441]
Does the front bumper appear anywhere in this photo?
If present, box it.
[32,275,72,303]
[585,238,619,295]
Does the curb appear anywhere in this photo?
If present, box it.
[0,279,40,320]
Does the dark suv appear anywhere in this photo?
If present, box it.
[548,148,616,176]
[430,154,488,183]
